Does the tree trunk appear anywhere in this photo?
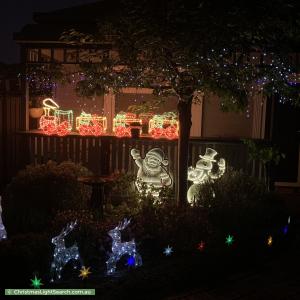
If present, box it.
[177,98,192,206]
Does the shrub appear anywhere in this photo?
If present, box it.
[2,161,92,235]
[193,169,287,249]
[0,233,51,287]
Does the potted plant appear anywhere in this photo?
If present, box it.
[29,97,44,119]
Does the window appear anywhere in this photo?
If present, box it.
[40,49,52,62]
[27,49,39,62]
[79,49,90,62]
[65,49,78,63]
[53,49,64,62]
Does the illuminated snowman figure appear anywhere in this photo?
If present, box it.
[187,148,226,204]
[131,148,172,197]
[0,196,7,240]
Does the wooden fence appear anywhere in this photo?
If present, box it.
[0,79,25,192]
[17,131,266,191]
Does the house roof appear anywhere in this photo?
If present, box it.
[14,0,121,43]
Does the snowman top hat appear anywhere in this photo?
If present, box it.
[199,148,218,162]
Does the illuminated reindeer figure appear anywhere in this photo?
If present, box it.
[106,218,142,275]
[50,221,82,282]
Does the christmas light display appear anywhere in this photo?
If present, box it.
[31,276,43,289]
[163,246,173,256]
[126,256,136,267]
[79,266,91,279]
[131,148,172,197]
[149,112,179,139]
[225,234,234,246]
[76,112,107,136]
[50,221,82,282]
[197,241,205,252]
[0,196,7,241]
[54,109,73,136]
[39,98,59,135]
[39,98,73,136]
[106,218,142,275]
[267,236,273,247]
[113,112,142,137]
[187,148,226,204]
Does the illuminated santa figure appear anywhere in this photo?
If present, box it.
[187,148,226,204]
[131,148,172,197]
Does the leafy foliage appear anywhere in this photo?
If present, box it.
[193,169,287,246]
[243,139,285,165]
[2,161,92,235]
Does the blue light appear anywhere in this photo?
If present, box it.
[126,256,135,267]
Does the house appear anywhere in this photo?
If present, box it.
[8,1,300,189]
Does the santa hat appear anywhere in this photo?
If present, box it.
[147,148,169,166]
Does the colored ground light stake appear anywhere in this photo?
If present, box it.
[197,241,205,252]
[126,256,136,267]
[267,236,273,247]
[31,276,43,289]
[79,266,91,279]
[225,235,234,246]
[283,225,288,235]
[164,246,173,256]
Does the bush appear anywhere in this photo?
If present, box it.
[2,161,92,235]
[193,169,287,249]
[0,233,51,287]
[134,200,210,256]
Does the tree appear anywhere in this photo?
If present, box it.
[55,0,300,205]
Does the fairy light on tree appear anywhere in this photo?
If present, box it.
[33,0,300,205]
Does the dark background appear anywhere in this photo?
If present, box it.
[0,0,97,63]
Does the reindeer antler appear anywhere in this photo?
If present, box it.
[60,220,77,237]
[116,218,131,231]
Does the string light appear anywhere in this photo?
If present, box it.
[149,112,178,139]
[225,234,234,246]
[197,241,205,252]
[0,196,7,241]
[76,112,107,136]
[163,246,173,256]
[187,148,226,204]
[106,218,142,275]
[113,112,142,137]
[267,236,273,247]
[131,148,172,197]
[79,266,91,279]
[50,221,83,282]
[40,98,73,136]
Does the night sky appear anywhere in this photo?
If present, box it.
[0,0,97,64]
